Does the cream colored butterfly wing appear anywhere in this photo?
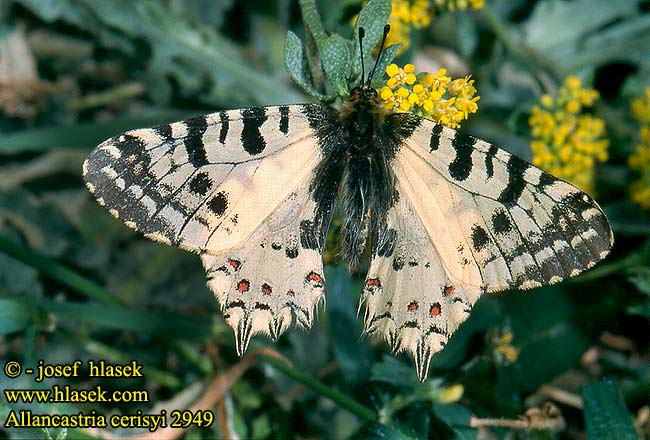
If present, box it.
[83,105,326,253]
[361,118,613,381]
[83,104,333,353]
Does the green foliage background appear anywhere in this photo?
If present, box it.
[0,0,649,439]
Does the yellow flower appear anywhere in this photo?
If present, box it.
[490,329,518,365]
[540,94,553,108]
[434,0,485,11]
[528,76,608,195]
[438,384,464,404]
[565,75,582,91]
[382,85,413,112]
[379,63,480,129]
[631,87,650,124]
[386,63,417,88]
[383,0,483,54]
[629,87,650,209]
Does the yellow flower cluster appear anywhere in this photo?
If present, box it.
[380,63,480,128]
[386,0,484,53]
[628,87,650,210]
[528,76,608,195]
[490,329,518,365]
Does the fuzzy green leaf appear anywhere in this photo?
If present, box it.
[352,0,391,82]
[582,380,638,440]
[299,0,327,50]
[285,31,325,99]
[322,34,351,95]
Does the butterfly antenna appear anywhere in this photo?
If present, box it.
[367,24,391,87]
[358,27,366,88]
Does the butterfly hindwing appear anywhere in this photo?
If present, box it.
[84,103,333,352]
[361,115,613,381]
[363,192,482,381]
[201,177,330,355]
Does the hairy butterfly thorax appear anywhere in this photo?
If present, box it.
[312,26,408,271]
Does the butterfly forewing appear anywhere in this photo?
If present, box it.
[402,120,613,288]
[83,105,323,253]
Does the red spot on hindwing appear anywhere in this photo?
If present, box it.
[287,290,295,297]
[261,283,272,295]
[237,279,250,293]
[429,302,441,317]
[366,278,381,287]
[407,301,418,312]
[443,285,455,296]
[307,271,323,283]
[227,258,241,271]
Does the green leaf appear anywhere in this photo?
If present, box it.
[582,380,638,440]
[27,297,215,340]
[298,0,327,50]
[371,355,422,389]
[627,267,650,296]
[0,111,189,152]
[0,235,118,304]
[525,0,637,52]
[322,34,351,96]
[602,200,650,236]
[396,401,431,439]
[432,404,477,440]
[326,265,373,384]
[12,0,302,105]
[284,31,324,99]
[352,0,391,82]
[497,323,589,396]
[524,0,650,74]
[0,298,32,334]
[353,422,415,440]
[626,302,650,318]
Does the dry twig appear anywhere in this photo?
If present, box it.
[470,402,566,432]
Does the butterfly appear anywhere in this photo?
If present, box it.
[82,25,613,381]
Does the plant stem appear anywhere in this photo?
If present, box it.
[0,235,118,304]
[67,82,146,110]
[480,5,556,92]
[260,353,378,423]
